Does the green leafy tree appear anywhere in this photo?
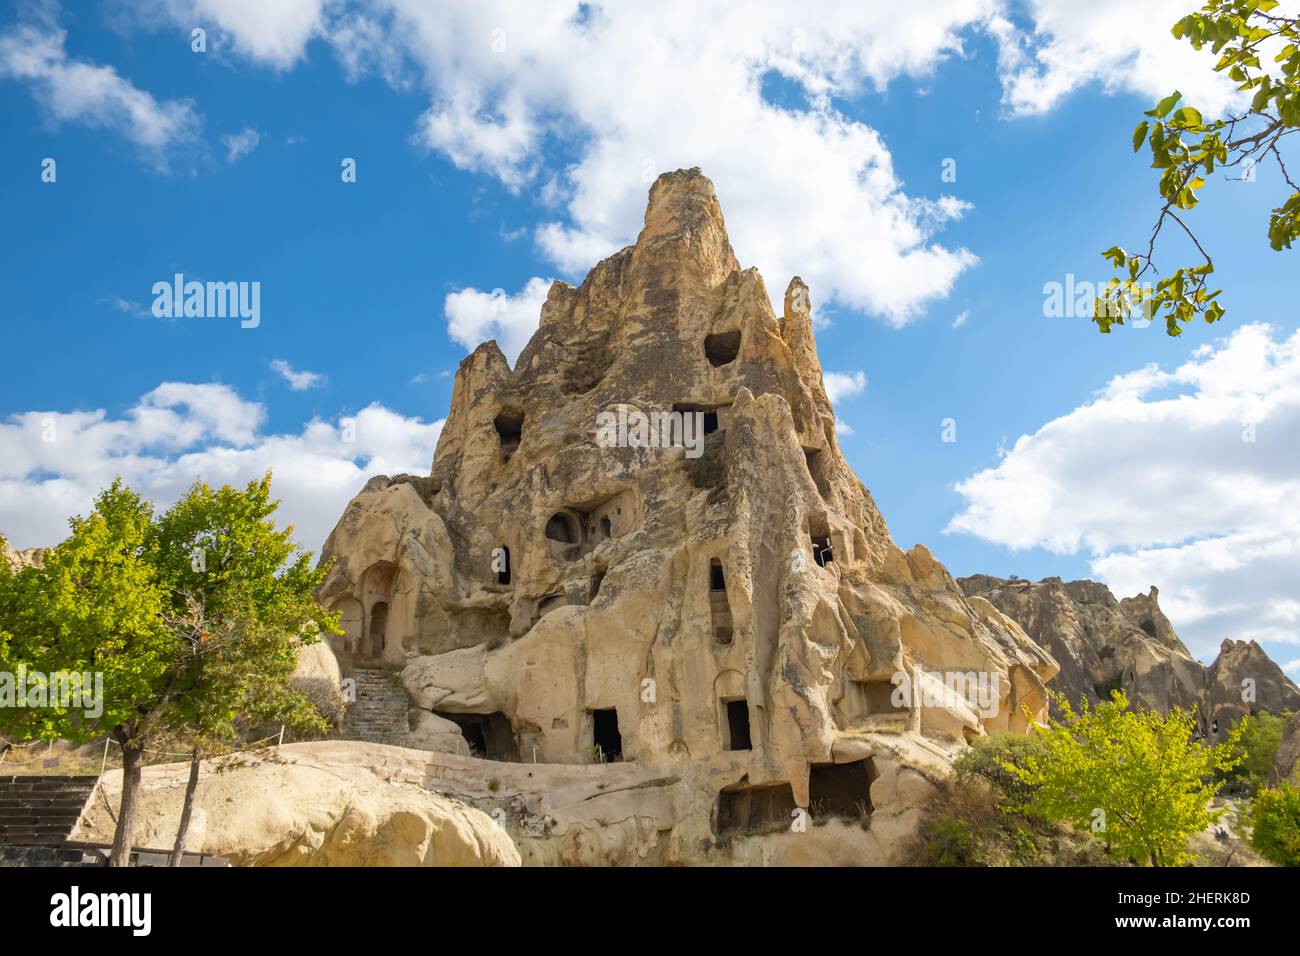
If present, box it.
[0,474,337,867]
[1094,0,1299,335]
[159,595,326,864]
[147,475,335,864]
[1248,782,1300,864]
[0,481,177,866]
[1222,711,1291,792]
[1004,691,1245,866]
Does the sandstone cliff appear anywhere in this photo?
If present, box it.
[958,575,1300,734]
[1270,711,1300,786]
[1,540,45,570]
[76,742,519,866]
[315,168,1058,863]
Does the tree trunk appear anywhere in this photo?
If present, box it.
[168,749,202,866]
[108,732,142,868]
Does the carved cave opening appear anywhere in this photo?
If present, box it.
[860,679,900,716]
[724,698,752,751]
[546,512,580,544]
[591,707,623,762]
[709,558,733,645]
[808,758,877,820]
[545,491,638,563]
[672,402,722,436]
[704,330,741,367]
[496,545,511,585]
[435,711,519,760]
[716,780,797,835]
[368,601,389,658]
[494,407,525,458]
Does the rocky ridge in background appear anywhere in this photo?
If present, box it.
[1,540,45,570]
[958,575,1300,733]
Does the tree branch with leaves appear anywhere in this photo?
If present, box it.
[1095,0,1299,336]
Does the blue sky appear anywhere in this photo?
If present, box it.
[1,0,1297,669]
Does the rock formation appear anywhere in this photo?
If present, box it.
[316,168,1058,863]
[1202,638,1300,730]
[1,540,45,571]
[1270,711,1300,786]
[75,742,519,866]
[958,576,1300,734]
[290,639,346,727]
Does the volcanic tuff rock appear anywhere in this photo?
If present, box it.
[315,168,1058,863]
[1270,711,1300,786]
[958,575,1300,732]
[76,743,519,866]
[1,541,45,570]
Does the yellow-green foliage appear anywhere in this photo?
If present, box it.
[1095,1,1300,336]
[1222,711,1291,793]
[1004,691,1245,866]
[1249,783,1300,866]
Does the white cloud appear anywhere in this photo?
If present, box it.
[302,2,993,326]
[270,359,326,391]
[947,323,1300,658]
[993,0,1250,117]
[123,0,1292,327]
[0,382,442,555]
[221,126,260,162]
[823,370,868,405]
[101,296,149,318]
[444,277,552,365]
[952,310,970,329]
[0,11,199,166]
[1285,659,1300,676]
[150,0,328,70]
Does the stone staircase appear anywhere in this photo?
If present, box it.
[343,668,412,745]
[0,775,96,848]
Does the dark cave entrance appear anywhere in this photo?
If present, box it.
[591,708,623,762]
[716,779,797,835]
[435,711,519,760]
[704,330,741,367]
[808,759,877,819]
[493,407,525,458]
[367,601,389,657]
[724,699,751,751]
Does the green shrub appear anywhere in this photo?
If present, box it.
[908,779,1112,867]
[1222,712,1291,794]
[953,732,1048,807]
[1248,783,1300,866]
